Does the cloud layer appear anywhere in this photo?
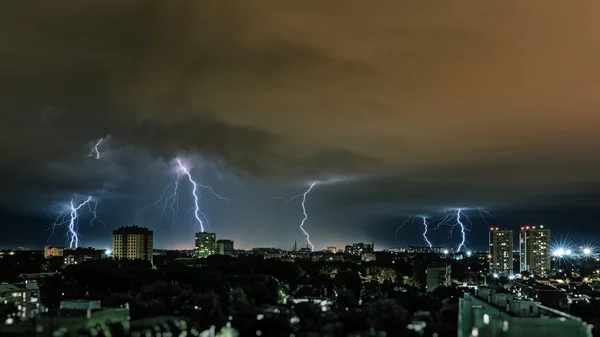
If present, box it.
[1,1,600,248]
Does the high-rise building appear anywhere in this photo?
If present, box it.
[195,232,216,257]
[519,226,551,277]
[216,239,234,255]
[326,246,337,253]
[112,226,153,265]
[489,228,513,276]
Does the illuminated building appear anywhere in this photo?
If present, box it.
[408,246,445,254]
[195,232,216,257]
[326,246,337,253]
[344,242,374,256]
[489,228,513,276]
[43,245,64,258]
[0,281,40,319]
[112,226,153,265]
[362,252,376,262]
[63,247,103,265]
[519,226,551,277]
[216,239,234,255]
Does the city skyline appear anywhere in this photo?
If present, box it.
[2,2,600,251]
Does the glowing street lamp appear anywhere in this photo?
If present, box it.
[583,248,592,255]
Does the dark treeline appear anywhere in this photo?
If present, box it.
[28,255,460,336]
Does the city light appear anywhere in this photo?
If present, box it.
[466,251,472,257]
[553,248,565,257]
[493,273,499,278]
[583,248,592,255]
[443,249,449,255]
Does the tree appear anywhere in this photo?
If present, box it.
[0,303,18,318]
[45,256,65,272]
[228,287,252,314]
[336,287,358,309]
[359,267,397,284]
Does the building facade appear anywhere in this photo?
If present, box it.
[195,232,216,257]
[345,243,374,256]
[216,239,234,255]
[489,228,513,276]
[458,288,592,337]
[0,281,41,319]
[426,264,452,292]
[519,226,551,276]
[64,247,104,265]
[112,226,153,264]
[44,245,64,258]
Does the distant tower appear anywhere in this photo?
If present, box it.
[195,232,217,258]
[293,241,297,252]
[112,225,153,265]
[519,226,551,277]
[489,228,513,276]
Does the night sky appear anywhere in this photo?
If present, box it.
[1,1,600,251]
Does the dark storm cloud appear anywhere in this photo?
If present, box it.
[0,0,380,179]
[1,1,600,248]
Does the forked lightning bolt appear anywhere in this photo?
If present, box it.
[142,157,228,232]
[433,209,473,252]
[421,216,433,248]
[50,196,105,248]
[273,181,318,251]
[395,216,433,247]
[175,158,207,232]
[300,182,317,251]
[140,174,181,224]
[454,210,468,252]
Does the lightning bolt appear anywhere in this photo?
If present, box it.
[50,196,104,248]
[89,138,104,159]
[142,157,228,232]
[454,210,467,252]
[175,158,207,232]
[477,207,492,225]
[395,217,414,246]
[422,216,433,248]
[140,174,181,224]
[433,209,472,252]
[300,182,317,251]
[274,181,318,251]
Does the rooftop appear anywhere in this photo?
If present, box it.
[474,287,581,321]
